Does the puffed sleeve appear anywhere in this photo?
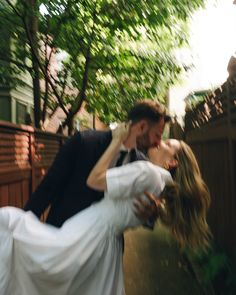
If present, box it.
[106,161,171,200]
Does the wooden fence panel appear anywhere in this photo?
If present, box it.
[185,79,236,259]
[0,124,31,208]
[0,121,65,209]
[189,139,234,250]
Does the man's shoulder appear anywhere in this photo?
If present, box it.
[61,129,107,147]
[66,129,112,149]
[80,129,111,141]
[67,129,110,141]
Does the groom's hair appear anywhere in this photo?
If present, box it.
[127,99,171,124]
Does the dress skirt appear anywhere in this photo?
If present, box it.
[0,205,125,295]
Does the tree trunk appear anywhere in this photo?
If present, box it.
[68,117,74,135]
[61,112,74,135]
[27,0,41,128]
[92,112,96,130]
[42,78,49,123]
[32,59,41,128]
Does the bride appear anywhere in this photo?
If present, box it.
[0,123,211,295]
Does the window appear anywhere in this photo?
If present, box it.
[30,106,34,125]
[16,101,27,124]
[0,96,11,121]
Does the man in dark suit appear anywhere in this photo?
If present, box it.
[24,99,170,227]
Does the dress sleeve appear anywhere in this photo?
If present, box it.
[106,161,169,200]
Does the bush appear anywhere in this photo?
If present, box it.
[184,244,236,295]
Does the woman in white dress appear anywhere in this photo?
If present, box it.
[0,123,211,295]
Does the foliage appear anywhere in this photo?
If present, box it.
[185,90,210,110]
[185,245,236,295]
[0,1,30,89]
[0,0,206,131]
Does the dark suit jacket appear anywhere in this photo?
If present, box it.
[24,130,144,227]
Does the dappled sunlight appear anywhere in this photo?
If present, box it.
[0,128,31,208]
[40,168,46,176]
[0,133,30,170]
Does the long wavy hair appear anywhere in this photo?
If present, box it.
[158,141,211,250]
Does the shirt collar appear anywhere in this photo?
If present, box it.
[120,144,130,152]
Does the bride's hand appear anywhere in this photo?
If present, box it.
[112,121,131,143]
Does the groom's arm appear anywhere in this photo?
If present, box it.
[24,133,81,218]
[133,194,159,229]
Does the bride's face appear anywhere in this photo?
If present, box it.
[148,139,181,169]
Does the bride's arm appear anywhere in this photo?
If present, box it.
[86,138,121,191]
[86,123,130,191]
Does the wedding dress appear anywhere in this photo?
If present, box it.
[0,161,171,295]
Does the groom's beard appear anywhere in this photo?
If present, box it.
[136,131,152,155]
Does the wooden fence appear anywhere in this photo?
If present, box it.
[185,79,236,258]
[0,121,66,210]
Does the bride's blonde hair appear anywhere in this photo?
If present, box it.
[158,141,211,250]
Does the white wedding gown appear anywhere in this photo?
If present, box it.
[0,161,172,295]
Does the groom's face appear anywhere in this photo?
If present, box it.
[136,117,165,154]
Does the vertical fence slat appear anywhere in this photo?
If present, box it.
[0,121,66,211]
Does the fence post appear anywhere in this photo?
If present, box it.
[226,81,235,212]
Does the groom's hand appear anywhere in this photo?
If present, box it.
[133,191,159,223]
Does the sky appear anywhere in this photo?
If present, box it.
[169,0,236,118]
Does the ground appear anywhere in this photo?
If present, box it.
[123,223,211,295]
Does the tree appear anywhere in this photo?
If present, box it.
[0,0,206,133]
[0,0,42,127]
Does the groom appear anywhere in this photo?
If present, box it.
[24,99,170,227]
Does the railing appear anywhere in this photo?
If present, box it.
[185,79,236,259]
[0,121,66,210]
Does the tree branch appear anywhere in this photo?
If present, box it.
[69,3,100,116]
[4,0,23,18]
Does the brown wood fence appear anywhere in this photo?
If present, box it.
[0,120,66,210]
[185,79,236,258]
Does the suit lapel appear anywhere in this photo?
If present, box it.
[129,148,147,162]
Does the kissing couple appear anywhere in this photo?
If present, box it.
[0,100,211,295]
